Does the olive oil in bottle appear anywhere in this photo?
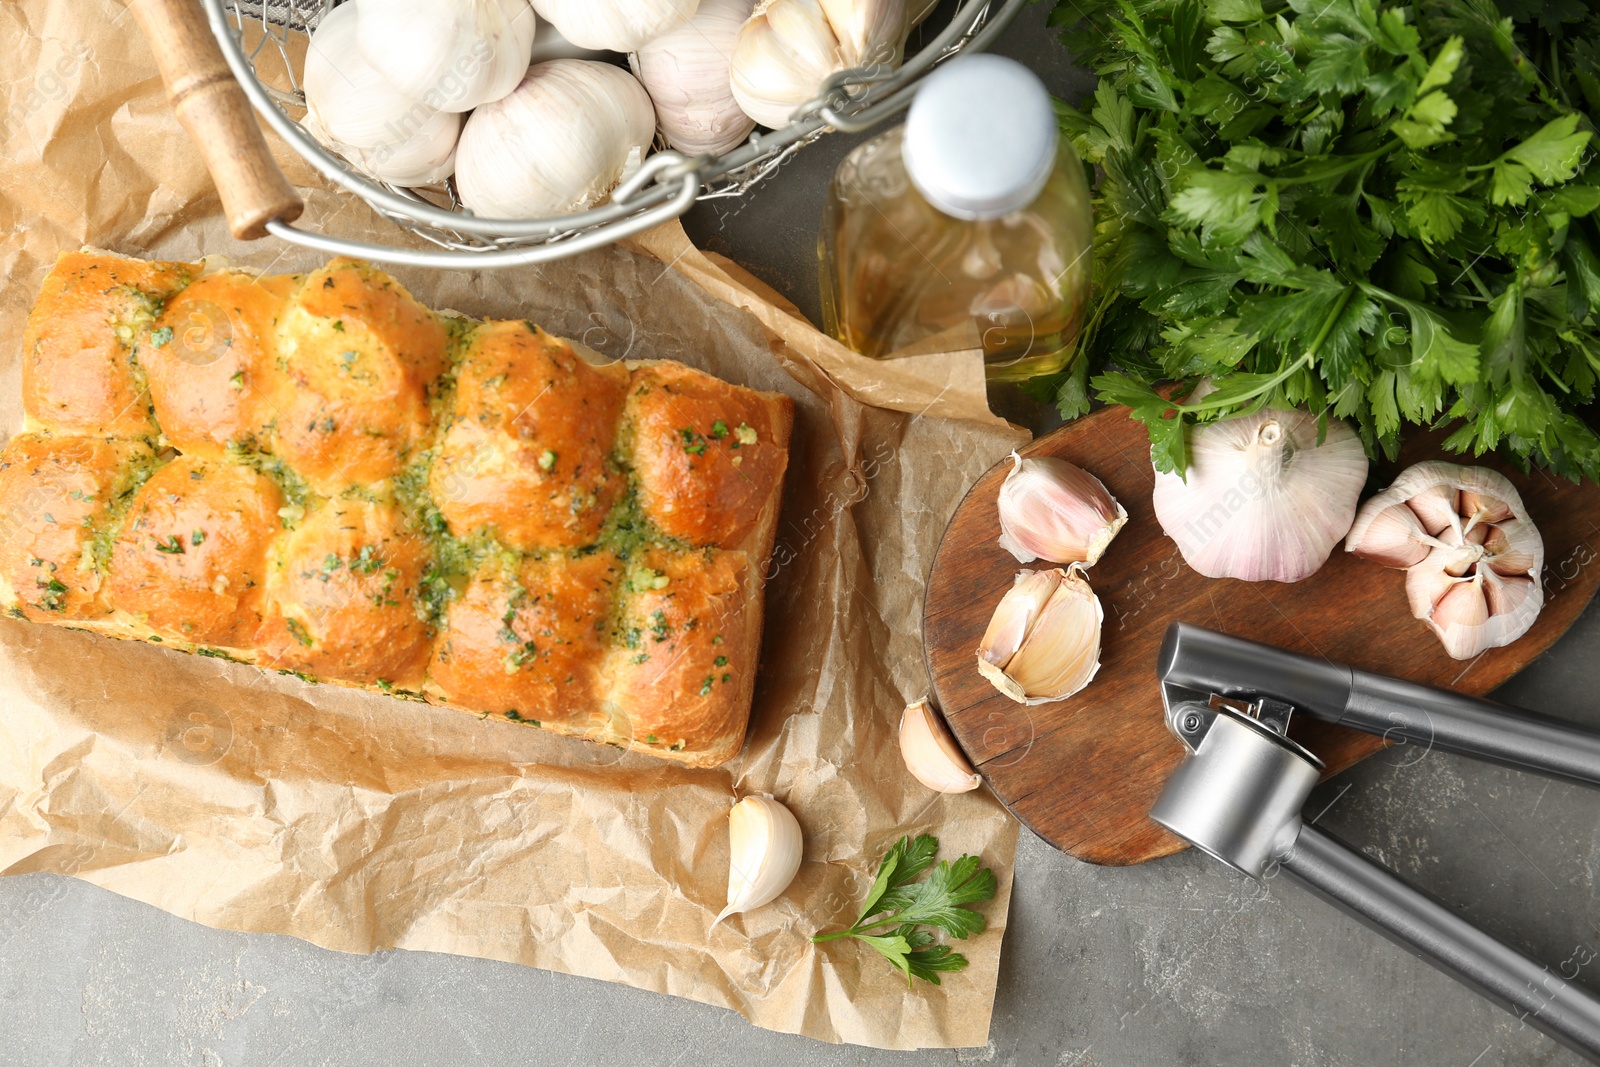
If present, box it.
[819,55,1093,385]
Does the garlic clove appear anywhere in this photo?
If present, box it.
[976,568,1058,667]
[1405,483,1460,537]
[455,59,655,218]
[1460,489,1514,528]
[713,794,803,927]
[730,0,845,129]
[1405,545,1467,620]
[1482,569,1537,617]
[1151,408,1368,583]
[995,452,1126,566]
[899,698,980,793]
[1345,502,1433,569]
[818,0,910,66]
[1426,577,1492,658]
[1483,518,1540,576]
[976,566,1102,705]
[531,0,700,52]
[630,0,757,156]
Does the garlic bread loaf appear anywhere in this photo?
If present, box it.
[0,251,793,768]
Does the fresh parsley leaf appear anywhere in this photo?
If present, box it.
[811,834,995,988]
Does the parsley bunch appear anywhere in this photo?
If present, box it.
[1041,0,1600,479]
[810,834,997,987]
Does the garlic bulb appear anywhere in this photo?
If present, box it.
[302,105,461,187]
[976,566,1102,705]
[714,794,803,926]
[731,0,933,128]
[1151,409,1368,583]
[531,0,700,52]
[899,698,980,793]
[630,0,757,156]
[355,0,537,113]
[1346,461,1544,660]
[303,4,461,185]
[455,60,655,218]
[996,451,1126,567]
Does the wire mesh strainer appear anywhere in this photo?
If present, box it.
[154,0,1028,269]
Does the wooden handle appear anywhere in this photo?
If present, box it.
[126,0,304,240]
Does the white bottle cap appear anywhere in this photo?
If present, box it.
[901,54,1059,221]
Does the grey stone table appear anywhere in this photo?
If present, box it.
[4,5,1599,1065]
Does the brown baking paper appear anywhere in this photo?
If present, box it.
[0,0,1028,1049]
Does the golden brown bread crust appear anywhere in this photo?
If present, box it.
[23,252,194,436]
[629,363,793,549]
[432,322,628,550]
[141,270,297,458]
[1,251,794,768]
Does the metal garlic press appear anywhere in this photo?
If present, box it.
[1150,623,1600,1060]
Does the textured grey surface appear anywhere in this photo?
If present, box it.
[3,4,1599,1065]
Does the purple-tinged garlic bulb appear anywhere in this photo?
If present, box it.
[1346,461,1543,659]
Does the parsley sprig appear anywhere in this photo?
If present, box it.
[810,834,996,987]
[1043,0,1600,480]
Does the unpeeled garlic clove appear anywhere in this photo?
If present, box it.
[995,452,1127,567]
[1405,482,1460,537]
[713,794,803,927]
[976,566,1101,705]
[1350,461,1545,660]
[1346,502,1433,569]
[729,0,844,129]
[899,698,980,793]
[1151,408,1369,583]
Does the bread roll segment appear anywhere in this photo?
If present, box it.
[0,252,794,768]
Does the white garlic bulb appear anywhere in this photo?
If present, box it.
[531,0,700,52]
[302,104,461,187]
[1152,409,1368,583]
[976,566,1102,705]
[354,0,537,113]
[630,0,757,156]
[730,0,931,128]
[995,451,1126,567]
[714,794,803,926]
[899,698,980,793]
[303,3,461,185]
[1346,461,1544,660]
[455,60,655,218]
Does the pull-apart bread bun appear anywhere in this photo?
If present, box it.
[0,252,793,768]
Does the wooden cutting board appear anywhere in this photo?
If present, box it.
[923,406,1600,866]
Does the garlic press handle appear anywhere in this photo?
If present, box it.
[1160,623,1600,787]
[1280,825,1600,1061]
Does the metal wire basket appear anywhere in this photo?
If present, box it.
[199,0,1028,269]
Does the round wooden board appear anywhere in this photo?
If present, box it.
[923,406,1600,867]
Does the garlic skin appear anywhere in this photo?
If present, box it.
[818,0,935,65]
[996,451,1126,567]
[455,60,655,218]
[1152,409,1368,583]
[531,0,700,52]
[976,566,1102,706]
[714,794,803,927]
[899,698,980,793]
[303,4,461,186]
[1347,461,1544,660]
[355,0,537,113]
[630,0,757,156]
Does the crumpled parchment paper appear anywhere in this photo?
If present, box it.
[0,0,1028,1049]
